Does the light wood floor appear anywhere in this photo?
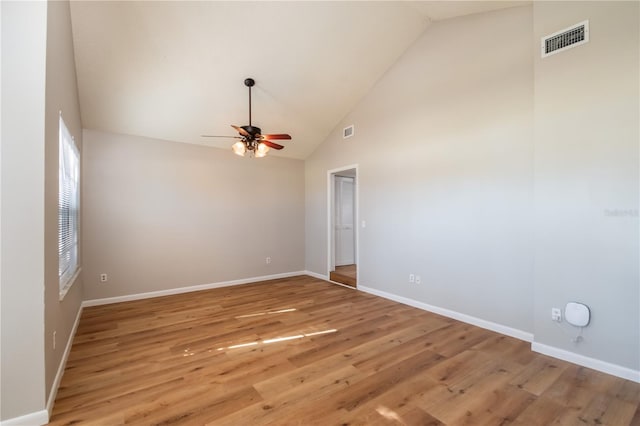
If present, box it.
[49,276,640,425]
[330,264,357,287]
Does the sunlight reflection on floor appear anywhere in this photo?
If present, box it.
[217,328,338,352]
[180,307,337,357]
[376,405,404,424]
[235,308,297,319]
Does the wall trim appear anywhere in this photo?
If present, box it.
[358,285,534,342]
[532,342,640,383]
[358,285,639,382]
[82,271,307,307]
[46,304,83,417]
[0,410,49,426]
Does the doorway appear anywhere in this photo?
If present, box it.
[328,165,358,288]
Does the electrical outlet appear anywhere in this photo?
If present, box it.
[53,331,56,350]
[415,275,421,284]
[551,308,562,322]
[100,273,108,282]
[266,257,272,264]
[409,274,415,283]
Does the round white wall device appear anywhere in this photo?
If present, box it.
[565,302,590,327]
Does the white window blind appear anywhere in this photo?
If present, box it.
[59,114,80,292]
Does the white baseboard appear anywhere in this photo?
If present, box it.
[357,285,639,383]
[303,270,328,281]
[46,304,83,417]
[82,271,307,307]
[1,306,83,426]
[358,285,534,343]
[0,409,48,426]
[532,342,640,383]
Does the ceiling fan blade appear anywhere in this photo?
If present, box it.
[201,135,241,138]
[231,125,250,138]
[262,140,284,150]
[261,133,292,140]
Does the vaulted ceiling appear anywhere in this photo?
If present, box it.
[70,1,524,159]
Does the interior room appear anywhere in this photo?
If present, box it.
[1,1,638,424]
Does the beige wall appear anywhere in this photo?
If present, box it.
[532,1,639,371]
[305,5,534,333]
[1,1,48,421]
[44,0,84,406]
[82,130,305,301]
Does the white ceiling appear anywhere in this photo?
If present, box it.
[70,1,525,159]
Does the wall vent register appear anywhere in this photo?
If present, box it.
[541,20,589,58]
[343,125,354,139]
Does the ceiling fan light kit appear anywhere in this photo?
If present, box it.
[202,78,291,158]
[231,140,247,156]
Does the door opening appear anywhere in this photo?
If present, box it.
[328,166,357,288]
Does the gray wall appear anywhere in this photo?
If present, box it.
[44,0,85,405]
[532,1,639,371]
[1,1,48,420]
[306,1,640,374]
[306,6,535,333]
[82,130,305,301]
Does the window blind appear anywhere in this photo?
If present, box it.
[59,114,80,291]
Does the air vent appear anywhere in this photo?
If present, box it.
[541,20,589,58]
[343,125,354,139]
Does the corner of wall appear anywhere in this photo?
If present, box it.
[43,0,85,409]
[1,0,49,421]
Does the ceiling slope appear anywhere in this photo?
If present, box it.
[70,1,524,159]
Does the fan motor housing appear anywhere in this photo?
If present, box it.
[241,125,261,139]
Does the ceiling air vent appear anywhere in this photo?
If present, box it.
[541,20,589,58]
[343,125,354,139]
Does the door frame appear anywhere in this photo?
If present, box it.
[327,164,359,282]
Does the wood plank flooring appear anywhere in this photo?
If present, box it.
[330,265,357,287]
[49,275,640,425]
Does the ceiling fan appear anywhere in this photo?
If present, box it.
[201,78,292,157]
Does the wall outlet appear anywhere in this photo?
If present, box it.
[53,331,56,350]
[409,274,415,283]
[266,257,272,264]
[100,273,108,282]
[415,275,421,284]
[551,308,562,322]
